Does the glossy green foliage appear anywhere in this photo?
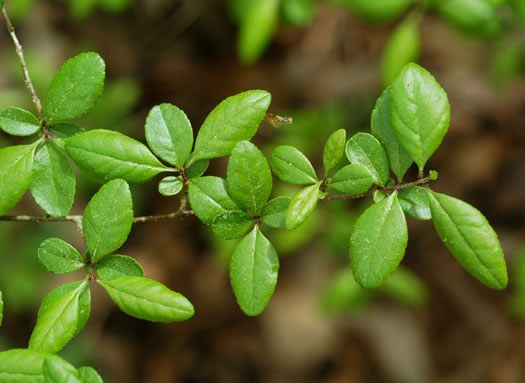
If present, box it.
[188,176,240,224]
[286,182,321,230]
[227,141,272,214]
[379,267,428,306]
[390,63,450,174]
[83,179,133,261]
[0,107,40,136]
[43,358,80,383]
[270,145,318,184]
[98,276,194,322]
[31,141,75,217]
[0,349,78,383]
[212,211,254,240]
[29,281,88,353]
[350,192,408,288]
[332,0,412,22]
[237,0,280,64]
[65,130,171,184]
[158,176,183,196]
[428,191,507,289]
[48,123,84,139]
[398,185,431,220]
[371,87,412,181]
[0,144,35,215]
[328,164,373,195]
[345,133,389,187]
[323,129,346,176]
[381,16,421,86]
[185,159,209,178]
[230,226,279,316]
[37,238,84,274]
[46,53,105,123]
[145,103,193,169]
[95,254,144,281]
[282,0,315,26]
[436,0,502,36]
[77,367,103,383]
[261,196,290,229]
[189,90,271,164]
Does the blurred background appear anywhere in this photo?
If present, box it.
[1,0,525,382]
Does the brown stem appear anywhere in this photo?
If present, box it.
[1,8,44,123]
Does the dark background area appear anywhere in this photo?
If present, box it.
[1,0,525,382]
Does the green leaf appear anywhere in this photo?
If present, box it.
[286,182,321,230]
[0,290,3,327]
[261,196,290,229]
[427,191,507,289]
[77,367,103,383]
[282,0,315,26]
[350,192,408,288]
[436,0,502,36]
[328,164,373,195]
[270,145,318,184]
[319,268,371,315]
[380,16,421,87]
[390,63,450,174]
[185,159,209,178]
[65,130,172,184]
[98,276,194,322]
[29,281,88,353]
[227,141,272,214]
[398,185,431,220]
[0,349,76,383]
[379,267,428,307]
[43,358,81,383]
[345,132,389,187]
[83,179,133,261]
[145,103,193,169]
[95,254,144,281]
[0,107,40,136]
[48,123,85,140]
[230,226,279,316]
[373,189,386,203]
[30,141,75,217]
[46,52,105,123]
[323,129,346,176]
[0,144,36,216]
[158,176,183,196]
[371,87,413,182]
[37,238,84,274]
[212,211,254,240]
[189,90,271,164]
[237,0,280,64]
[188,176,240,224]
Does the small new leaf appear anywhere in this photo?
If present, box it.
[158,176,184,196]
[390,63,450,174]
[98,276,194,322]
[189,90,271,164]
[29,282,87,353]
[227,141,272,214]
[0,107,40,136]
[323,129,346,176]
[188,176,240,224]
[31,141,76,217]
[286,182,321,230]
[261,196,290,229]
[398,185,431,220]
[185,159,209,178]
[95,254,144,281]
[65,130,172,184]
[0,144,36,216]
[38,238,84,274]
[345,132,390,187]
[46,52,105,123]
[328,164,373,195]
[428,191,508,289]
[371,87,413,181]
[83,179,133,261]
[212,211,254,240]
[350,192,408,288]
[270,145,318,185]
[145,103,193,169]
[230,226,279,316]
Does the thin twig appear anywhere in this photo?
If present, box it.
[1,8,44,122]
